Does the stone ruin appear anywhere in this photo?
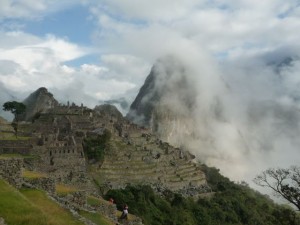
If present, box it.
[0,101,210,197]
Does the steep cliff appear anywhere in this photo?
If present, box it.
[20,87,58,122]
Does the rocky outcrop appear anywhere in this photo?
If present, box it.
[20,87,58,122]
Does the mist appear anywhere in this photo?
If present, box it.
[128,44,300,188]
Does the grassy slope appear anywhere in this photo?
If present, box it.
[21,188,84,225]
[0,179,85,225]
[0,180,48,225]
[0,179,115,225]
[78,211,115,225]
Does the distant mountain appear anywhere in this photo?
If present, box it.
[127,56,197,127]
[94,104,124,121]
[126,56,227,148]
[20,87,58,122]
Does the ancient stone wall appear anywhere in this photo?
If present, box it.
[23,177,55,194]
[57,191,87,210]
[0,158,23,188]
[0,140,33,154]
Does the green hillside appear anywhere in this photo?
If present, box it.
[105,165,300,225]
[0,179,112,225]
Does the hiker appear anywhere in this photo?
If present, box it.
[119,204,128,220]
[109,198,114,204]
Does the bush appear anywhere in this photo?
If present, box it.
[104,165,299,225]
[83,129,111,162]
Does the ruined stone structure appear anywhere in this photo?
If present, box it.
[95,129,208,197]
[0,102,209,197]
[0,140,33,154]
[23,176,55,194]
[0,92,209,198]
[0,158,23,188]
[58,191,87,210]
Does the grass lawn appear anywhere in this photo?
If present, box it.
[87,195,108,207]
[0,179,47,225]
[21,188,85,225]
[0,179,85,225]
[55,183,79,196]
[79,210,115,225]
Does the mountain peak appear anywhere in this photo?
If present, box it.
[20,87,58,121]
[126,56,197,127]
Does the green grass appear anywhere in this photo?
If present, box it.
[22,170,48,179]
[0,135,31,140]
[0,179,48,225]
[21,188,85,225]
[87,195,103,207]
[0,179,85,225]
[79,210,115,225]
[55,183,79,196]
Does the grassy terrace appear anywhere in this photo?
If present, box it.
[22,170,48,179]
[0,135,31,140]
[0,179,85,225]
[0,153,39,159]
[55,183,80,197]
[78,210,114,225]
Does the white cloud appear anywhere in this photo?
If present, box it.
[101,54,151,83]
[0,30,144,115]
[0,32,88,72]
[90,0,300,57]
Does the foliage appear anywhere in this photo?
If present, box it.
[105,165,299,225]
[83,129,111,162]
[2,101,26,137]
[2,101,26,120]
[254,165,300,210]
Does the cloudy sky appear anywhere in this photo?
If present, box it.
[1,0,300,191]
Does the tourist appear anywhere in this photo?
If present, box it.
[119,204,128,220]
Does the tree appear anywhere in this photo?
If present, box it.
[254,166,300,210]
[2,101,26,137]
